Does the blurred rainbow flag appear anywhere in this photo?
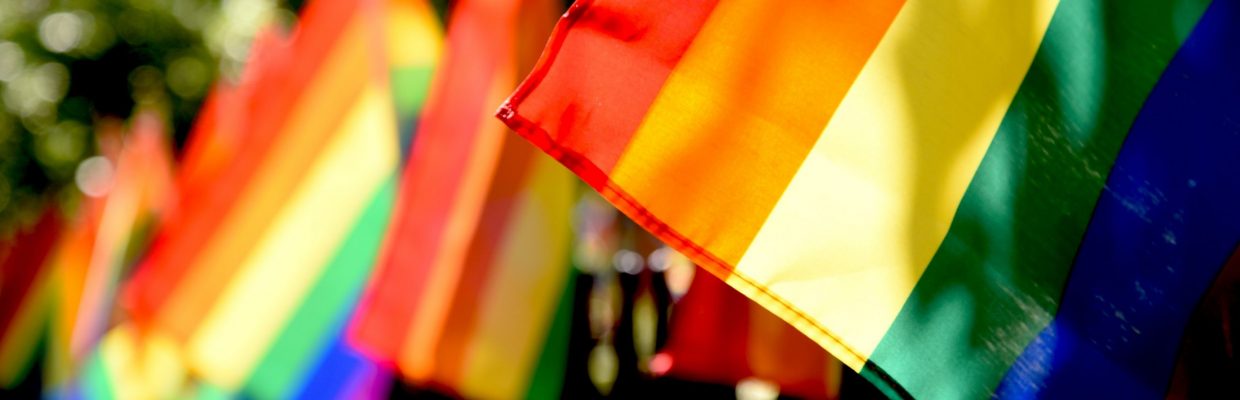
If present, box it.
[113,0,439,397]
[499,0,1240,398]
[348,0,579,398]
[1,111,175,392]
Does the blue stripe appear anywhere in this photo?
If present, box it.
[995,1,1240,398]
[284,304,382,400]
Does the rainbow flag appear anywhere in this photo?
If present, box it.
[499,0,1240,397]
[350,0,578,397]
[408,141,577,399]
[119,0,436,396]
[348,0,524,374]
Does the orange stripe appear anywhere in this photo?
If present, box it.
[155,17,373,341]
[609,0,906,265]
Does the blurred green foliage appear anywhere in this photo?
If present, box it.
[0,0,297,237]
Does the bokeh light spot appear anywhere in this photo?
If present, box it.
[167,56,209,99]
[32,62,69,102]
[43,120,86,162]
[75,155,114,198]
[649,353,674,376]
[736,377,781,400]
[613,249,644,275]
[39,11,84,53]
[0,41,24,82]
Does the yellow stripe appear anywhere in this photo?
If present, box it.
[99,325,142,400]
[387,0,441,67]
[731,0,1059,370]
[98,324,186,400]
[187,84,397,389]
[457,153,573,399]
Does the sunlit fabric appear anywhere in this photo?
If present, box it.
[498,0,1240,397]
[349,0,579,397]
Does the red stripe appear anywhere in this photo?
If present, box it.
[0,213,61,338]
[498,0,720,174]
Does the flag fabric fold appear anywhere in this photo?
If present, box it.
[498,0,1240,397]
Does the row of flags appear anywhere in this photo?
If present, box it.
[2,0,848,398]
[0,110,175,393]
[498,0,1240,398]
[3,0,1238,398]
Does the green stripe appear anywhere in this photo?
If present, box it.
[391,66,435,163]
[522,267,577,400]
[241,176,397,399]
[82,351,115,400]
[191,382,234,400]
[867,1,1210,398]
[391,66,435,116]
